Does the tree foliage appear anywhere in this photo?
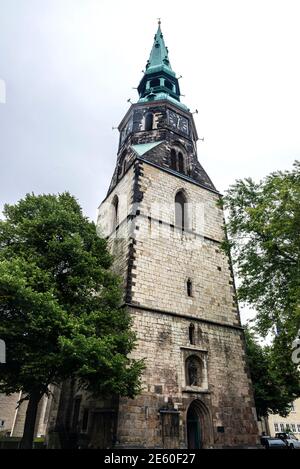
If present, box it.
[0,193,144,447]
[221,161,300,338]
[245,328,299,417]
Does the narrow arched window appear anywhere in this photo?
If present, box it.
[187,279,193,297]
[186,356,203,386]
[145,113,154,131]
[171,149,177,170]
[189,323,195,345]
[175,191,186,231]
[112,195,119,231]
[178,152,184,173]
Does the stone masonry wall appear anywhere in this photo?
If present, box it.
[0,393,19,434]
[129,161,240,327]
[88,156,260,448]
[97,159,259,448]
[116,308,258,448]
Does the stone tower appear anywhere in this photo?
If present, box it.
[45,22,259,449]
[95,22,259,448]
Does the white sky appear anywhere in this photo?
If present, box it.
[1,0,300,324]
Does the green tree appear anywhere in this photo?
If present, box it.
[245,328,299,418]
[0,193,143,449]
[221,161,300,338]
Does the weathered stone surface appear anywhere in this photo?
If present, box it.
[0,44,259,447]
[95,154,260,448]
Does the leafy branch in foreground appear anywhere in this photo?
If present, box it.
[0,193,144,448]
[221,161,300,338]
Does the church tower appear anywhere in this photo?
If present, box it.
[96,22,259,448]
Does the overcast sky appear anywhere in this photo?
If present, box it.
[1,0,300,324]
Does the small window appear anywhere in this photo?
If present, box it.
[164,79,173,90]
[291,424,296,432]
[280,423,285,431]
[175,191,187,231]
[297,424,300,433]
[189,323,195,345]
[178,152,184,173]
[145,113,154,131]
[112,195,119,231]
[150,78,160,88]
[0,420,5,429]
[187,279,193,297]
[274,423,279,432]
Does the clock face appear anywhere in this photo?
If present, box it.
[168,110,179,128]
[168,110,189,135]
[178,116,189,134]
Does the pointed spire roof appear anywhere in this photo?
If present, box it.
[144,21,175,77]
[137,21,188,111]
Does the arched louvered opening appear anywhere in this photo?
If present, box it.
[178,152,184,173]
[145,113,154,131]
[171,149,177,170]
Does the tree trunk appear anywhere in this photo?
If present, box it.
[19,392,41,449]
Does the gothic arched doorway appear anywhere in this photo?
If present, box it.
[187,404,201,449]
[186,400,213,449]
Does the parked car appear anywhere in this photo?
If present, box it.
[261,436,288,449]
[275,432,300,449]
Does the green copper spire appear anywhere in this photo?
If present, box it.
[144,21,175,77]
[137,21,188,111]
